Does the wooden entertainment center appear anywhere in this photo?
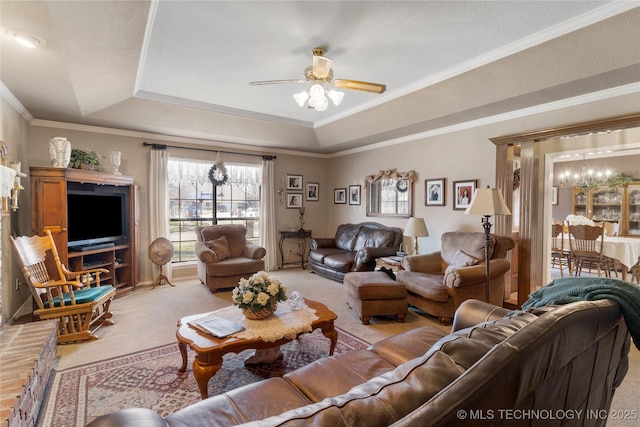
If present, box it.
[30,167,138,294]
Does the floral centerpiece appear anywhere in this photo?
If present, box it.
[232,271,287,320]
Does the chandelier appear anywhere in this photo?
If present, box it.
[558,156,612,189]
[293,84,344,111]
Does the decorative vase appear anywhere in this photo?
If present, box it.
[110,150,122,175]
[243,301,277,320]
[48,137,71,168]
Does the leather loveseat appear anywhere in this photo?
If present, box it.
[396,231,515,324]
[308,222,402,281]
[88,297,630,427]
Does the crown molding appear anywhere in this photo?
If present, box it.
[328,83,640,158]
[134,90,314,128]
[315,1,640,129]
[1,82,34,123]
[30,119,329,159]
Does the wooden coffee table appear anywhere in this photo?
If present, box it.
[176,299,338,399]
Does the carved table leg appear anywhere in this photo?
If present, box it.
[322,326,338,355]
[193,354,223,399]
[178,342,188,373]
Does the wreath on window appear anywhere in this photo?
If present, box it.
[208,161,228,187]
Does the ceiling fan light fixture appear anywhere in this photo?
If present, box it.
[312,96,328,111]
[312,55,333,79]
[293,91,309,107]
[309,84,325,100]
[327,89,344,106]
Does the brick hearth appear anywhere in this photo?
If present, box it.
[0,320,57,427]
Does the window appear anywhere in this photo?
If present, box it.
[168,158,261,262]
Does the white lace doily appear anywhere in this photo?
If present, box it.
[210,303,319,343]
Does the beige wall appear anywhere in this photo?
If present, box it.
[1,97,31,324]
[2,87,639,324]
[27,126,330,281]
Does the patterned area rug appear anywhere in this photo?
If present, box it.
[38,328,368,427]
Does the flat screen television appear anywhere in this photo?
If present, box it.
[67,190,127,250]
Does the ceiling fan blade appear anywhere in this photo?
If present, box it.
[312,55,333,79]
[333,79,386,94]
[248,79,305,86]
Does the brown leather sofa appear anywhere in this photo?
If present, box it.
[308,222,402,281]
[396,231,515,324]
[194,224,266,292]
[88,298,630,427]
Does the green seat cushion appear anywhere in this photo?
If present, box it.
[44,285,114,308]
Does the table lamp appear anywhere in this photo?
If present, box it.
[298,206,306,231]
[464,186,511,302]
[404,217,428,255]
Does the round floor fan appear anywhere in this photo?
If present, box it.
[148,237,175,289]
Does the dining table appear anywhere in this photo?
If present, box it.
[599,236,640,281]
[562,234,640,282]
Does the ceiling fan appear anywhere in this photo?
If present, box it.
[249,48,386,111]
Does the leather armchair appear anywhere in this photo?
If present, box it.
[195,225,265,293]
[396,231,514,324]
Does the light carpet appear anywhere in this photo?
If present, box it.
[39,327,368,427]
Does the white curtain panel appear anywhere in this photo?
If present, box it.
[260,159,278,271]
[149,149,172,280]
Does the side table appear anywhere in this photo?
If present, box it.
[279,229,312,269]
[375,256,405,273]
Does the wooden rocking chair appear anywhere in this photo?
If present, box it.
[10,230,116,344]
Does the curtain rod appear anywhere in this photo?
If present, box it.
[142,142,276,160]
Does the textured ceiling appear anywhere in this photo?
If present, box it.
[1,1,639,154]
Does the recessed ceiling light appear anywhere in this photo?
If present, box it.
[5,29,47,48]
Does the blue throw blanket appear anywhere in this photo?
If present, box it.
[521,277,640,350]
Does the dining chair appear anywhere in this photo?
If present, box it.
[10,230,116,343]
[567,224,616,278]
[551,223,571,277]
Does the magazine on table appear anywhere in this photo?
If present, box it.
[188,315,245,338]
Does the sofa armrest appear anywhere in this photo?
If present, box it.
[310,238,337,250]
[354,246,398,271]
[444,259,511,288]
[244,242,266,260]
[356,246,398,263]
[401,252,442,273]
[451,299,510,332]
[195,241,218,263]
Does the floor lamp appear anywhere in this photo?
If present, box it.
[465,186,511,302]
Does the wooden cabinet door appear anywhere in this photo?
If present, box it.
[30,170,68,262]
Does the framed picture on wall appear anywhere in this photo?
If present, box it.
[286,174,303,190]
[425,178,445,206]
[334,188,346,204]
[348,185,361,205]
[453,179,477,210]
[306,182,319,201]
[552,186,559,206]
[286,193,303,208]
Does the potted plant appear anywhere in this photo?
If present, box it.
[69,149,101,170]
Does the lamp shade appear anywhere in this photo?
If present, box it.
[404,217,429,237]
[464,187,511,216]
